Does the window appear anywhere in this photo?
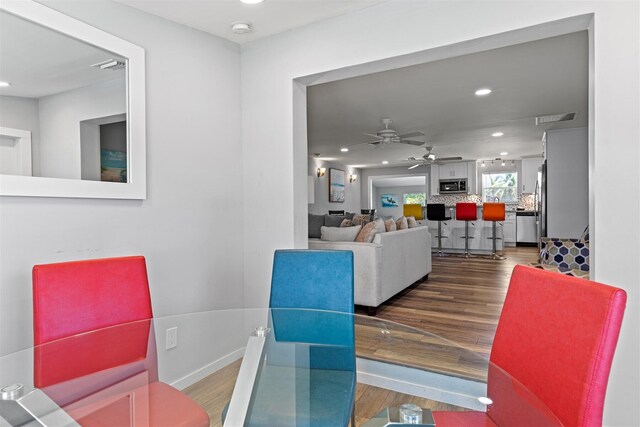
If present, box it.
[403,193,426,206]
[482,173,518,202]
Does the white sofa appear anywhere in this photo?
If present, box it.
[309,226,432,314]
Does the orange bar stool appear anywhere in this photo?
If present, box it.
[483,202,506,260]
[456,202,477,258]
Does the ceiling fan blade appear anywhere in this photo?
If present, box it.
[398,131,425,139]
[398,139,426,147]
[362,133,381,139]
[437,156,463,161]
[408,164,422,170]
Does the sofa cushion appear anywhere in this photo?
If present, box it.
[352,214,370,227]
[309,213,325,238]
[340,219,353,227]
[324,214,346,227]
[373,218,386,234]
[407,216,418,228]
[321,225,362,242]
[345,212,356,220]
[384,219,397,232]
[396,216,408,230]
[356,221,379,243]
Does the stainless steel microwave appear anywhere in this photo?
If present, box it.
[439,179,467,194]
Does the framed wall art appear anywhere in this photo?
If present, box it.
[329,168,345,202]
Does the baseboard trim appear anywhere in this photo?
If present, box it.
[356,357,488,411]
[171,347,245,390]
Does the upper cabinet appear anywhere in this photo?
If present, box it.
[439,162,467,180]
[521,157,543,194]
[467,162,477,194]
[430,164,439,196]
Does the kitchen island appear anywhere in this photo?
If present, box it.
[425,205,518,255]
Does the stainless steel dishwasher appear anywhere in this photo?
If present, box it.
[516,211,537,245]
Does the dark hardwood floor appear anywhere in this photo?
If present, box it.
[355,246,538,380]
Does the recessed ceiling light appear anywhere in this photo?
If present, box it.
[492,132,504,137]
[240,0,264,3]
[231,21,252,34]
[0,81,11,87]
[340,148,349,152]
[475,88,492,96]
[500,152,508,156]
[382,161,389,165]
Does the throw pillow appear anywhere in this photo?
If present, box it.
[373,218,386,234]
[396,216,408,230]
[352,213,371,227]
[324,214,346,227]
[340,219,353,227]
[407,216,418,228]
[345,211,356,220]
[384,218,397,232]
[320,225,362,242]
[356,221,379,243]
[308,213,325,238]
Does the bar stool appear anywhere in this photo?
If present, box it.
[483,202,506,260]
[456,202,477,258]
[426,204,451,256]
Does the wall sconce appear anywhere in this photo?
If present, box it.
[349,174,357,183]
[317,167,326,178]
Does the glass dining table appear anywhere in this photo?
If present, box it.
[0,309,562,426]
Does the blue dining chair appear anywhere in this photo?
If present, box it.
[270,249,354,313]
[265,249,356,427]
[223,250,356,426]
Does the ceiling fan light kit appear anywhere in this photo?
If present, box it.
[406,146,463,169]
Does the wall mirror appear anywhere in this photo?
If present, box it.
[0,1,145,199]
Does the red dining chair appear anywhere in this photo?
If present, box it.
[32,256,209,427]
[433,265,626,427]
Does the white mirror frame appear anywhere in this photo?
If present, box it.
[0,1,146,199]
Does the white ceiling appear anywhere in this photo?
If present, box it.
[307,31,588,169]
[0,10,126,98]
[116,0,386,44]
[371,176,426,188]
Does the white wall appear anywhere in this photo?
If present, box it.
[0,95,41,176]
[240,2,639,424]
[359,166,429,209]
[0,0,244,358]
[38,78,126,179]
[307,157,361,215]
[375,185,426,219]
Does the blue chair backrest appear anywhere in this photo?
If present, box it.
[269,250,354,313]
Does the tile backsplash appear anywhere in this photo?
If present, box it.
[429,193,536,210]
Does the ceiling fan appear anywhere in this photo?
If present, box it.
[354,118,426,148]
[406,146,462,169]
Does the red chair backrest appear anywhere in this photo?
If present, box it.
[33,256,154,388]
[489,265,626,426]
[455,202,477,221]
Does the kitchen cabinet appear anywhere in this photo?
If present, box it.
[467,162,477,194]
[429,164,439,196]
[439,162,467,180]
[503,212,516,245]
[521,157,543,194]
